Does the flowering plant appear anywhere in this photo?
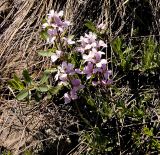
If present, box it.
[40,10,112,103]
[8,9,112,104]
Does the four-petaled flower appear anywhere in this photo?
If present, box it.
[51,50,63,62]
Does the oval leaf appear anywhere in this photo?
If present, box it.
[36,85,50,92]
[38,49,56,57]
[16,90,29,100]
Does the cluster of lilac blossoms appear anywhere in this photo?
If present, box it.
[42,10,74,45]
[55,61,84,103]
[43,10,112,104]
[77,32,112,86]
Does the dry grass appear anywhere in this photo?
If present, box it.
[0,0,159,154]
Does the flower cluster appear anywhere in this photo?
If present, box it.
[55,62,84,104]
[42,10,74,46]
[77,32,112,86]
[43,10,112,104]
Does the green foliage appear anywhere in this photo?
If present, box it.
[132,126,160,152]
[49,84,64,95]
[24,150,33,155]
[40,30,48,40]
[36,85,50,92]
[86,96,96,107]
[142,38,158,70]
[23,69,32,83]
[2,151,12,155]
[111,36,159,74]
[111,37,134,70]
[38,49,56,57]
[83,127,113,154]
[78,84,160,154]
[85,20,97,33]
[16,89,29,100]
[8,75,25,90]
[8,65,64,102]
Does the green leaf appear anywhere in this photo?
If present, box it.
[142,38,157,70]
[86,96,95,107]
[123,47,132,56]
[34,91,42,102]
[143,127,153,137]
[13,74,21,83]
[23,69,32,83]
[105,147,113,152]
[40,30,48,40]
[36,85,50,92]
[44,68,57,74]
[40,68,57,84]
[49,84,63,95]
[112,37,123,55]
[38,49,56,57]
[24,150,32,155]
[40,73,49,84]
[85,20,97,32]
[8,80,20,90]
[16,89,29,100]
[8,76,24,90]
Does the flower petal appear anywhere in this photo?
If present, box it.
[64,93,71,104]
[51,53,59,62]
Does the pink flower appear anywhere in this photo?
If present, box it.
[47,10,63,22]
[71,79,85,90]
[51,50,63,62]
[63,79,84,103]
[46,29,58,43]
[70,89,78,100]
[44,10,71,39]
[76,47,85,53]
[71,79,81,87]
[92,81,98,86]
[75,68,83,74]
[48,29,57,36]
[59,73,68,82]
[55,62,75,82]
[47,10,64,28]
[94,51,105,63]
[101,79,113,85]
[97,23,106,30]
[103,70,112,81]
[84,32,97,43]
[101,70,112,85]
[77,32,98,53]
[60,61,75,75]
[84,44,92,50]
[78,36,89,44]
[83,62,94,79]
[96,59,107,68]
[63,20,71,27]
[63,37,75,45]
[83,48,105,64]
[48,10,64,18]
[64,93,71,104]
[98,40,107,47]
[82,51,95,63]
